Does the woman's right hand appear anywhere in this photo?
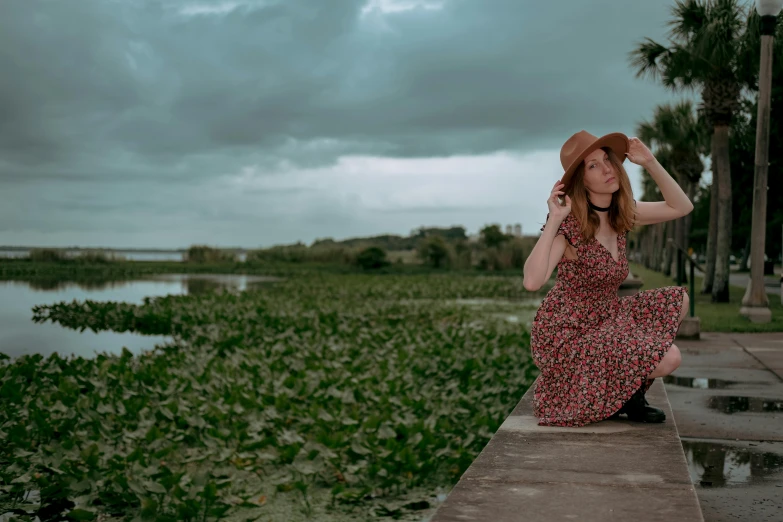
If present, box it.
[547,180,571,222]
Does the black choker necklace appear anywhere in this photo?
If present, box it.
[588,201,611,212]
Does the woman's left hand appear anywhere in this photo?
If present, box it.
[625,137,655,167]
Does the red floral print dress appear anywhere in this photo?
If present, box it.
[530,213,686,427]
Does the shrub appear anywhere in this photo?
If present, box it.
[28,248,67,263]
[185,245,236,263]
[75,250,124,264]
[451,239,473,270]
[418,236,452,269]
[477,247,504,271]
[355,246,389,270]
[479,224,510,249]
[507,238,528,270]
[247,244,355,265]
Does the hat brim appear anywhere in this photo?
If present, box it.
[561,132,629,189]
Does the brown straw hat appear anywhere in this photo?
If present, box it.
[560,130,629,188]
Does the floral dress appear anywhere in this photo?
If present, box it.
[530,213,686,427]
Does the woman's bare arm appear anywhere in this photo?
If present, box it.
[524,226,568,291]
[524,180,572,291]
[626,138,694,226]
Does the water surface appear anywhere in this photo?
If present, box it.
[0,274,276,359]
[683,439,783,488]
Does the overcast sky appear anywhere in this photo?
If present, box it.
[0,0,702,249]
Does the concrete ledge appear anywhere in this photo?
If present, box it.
[739,305,772,323]
[677,316,701,340]
[431,379,703,522]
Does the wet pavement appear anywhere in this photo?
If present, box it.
[668,332,783,521]
[663,376,739,390]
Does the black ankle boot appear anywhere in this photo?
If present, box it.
[616,385,666,423]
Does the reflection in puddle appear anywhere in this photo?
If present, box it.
[682,440,783,488]
[707,396,783,414]
[663,376,737,389]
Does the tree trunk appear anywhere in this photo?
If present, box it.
[649,224,658,270]
[677,179,690,252]
[712,124,732,302]
[663,220,674,276]
[647,228,654,269]
[739,234,751,272]
[702,169,719,294]
[684,180,697,254]
[654,222,666,272]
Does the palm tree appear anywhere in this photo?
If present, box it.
[630,0,754,302]
[637,101,708,275]
[636,166,665,271]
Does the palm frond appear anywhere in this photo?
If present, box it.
[635,99,707,185]
[693,0,746,73]
[657,45,702,89]
[628,38,671,80]
[668,0,708,42]
[636,121,657,145]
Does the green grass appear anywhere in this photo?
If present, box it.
[630,263,783,332]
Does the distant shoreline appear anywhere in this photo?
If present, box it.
[0,246,247,253]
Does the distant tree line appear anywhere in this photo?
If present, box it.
[248,224,535,272]
[15,227,536,273]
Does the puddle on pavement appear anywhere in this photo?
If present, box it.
[707,395,783,414]
[682,440,783,488]
[663,376,738,389]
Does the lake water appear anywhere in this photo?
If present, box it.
[0,274,278,360]
[0,249,249,262]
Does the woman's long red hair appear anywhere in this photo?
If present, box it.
[566,147,636,240]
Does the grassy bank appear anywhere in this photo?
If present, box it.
[0,257,528,280]
[630,263,783,332]
[0,273,539,521]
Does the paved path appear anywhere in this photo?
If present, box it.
[726,273,781,296]
[668,332,783,521]
[691,269,781,296]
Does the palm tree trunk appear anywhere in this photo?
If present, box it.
[654,222,666,272]
[648,224,657,270]
[677,179,697,284]
[712,124,732,302]
[677,178,690,252]
[684,179,697,253]
[702,177,719,294]
[646,228,654,269]
[739,234,751,272]
[663,220,674,276]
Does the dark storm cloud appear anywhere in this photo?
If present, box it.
[0,0,689,248]
[0,0,672,183]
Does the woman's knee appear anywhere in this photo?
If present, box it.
[650,344,681,378]
[668,344,682,370]
[679,293,689,322]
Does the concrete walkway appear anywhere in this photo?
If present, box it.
[431,380,703,521]
[668,332,783,521]
[691,269,781,296]
[430,332,783,522]
[725,273,780,296]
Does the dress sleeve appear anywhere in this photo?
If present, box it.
[540,213,581,247]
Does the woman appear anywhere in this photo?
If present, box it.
[522,130,693,427]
